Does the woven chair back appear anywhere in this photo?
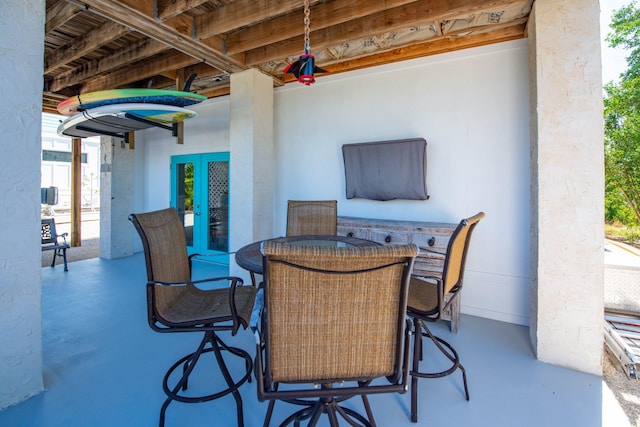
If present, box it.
[286,200,337,236]
[262,242,417,384]
[130,208,192,320]
[442,212,485,295]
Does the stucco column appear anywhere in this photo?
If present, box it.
[0,0,45,409]
[228,69,274,283]
[528,0,604,374]
[100,137,136,259]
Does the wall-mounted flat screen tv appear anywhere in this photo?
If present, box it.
[342,138,429,201]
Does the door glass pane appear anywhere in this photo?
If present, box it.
[176,162,195,247]
[207,160,229,252]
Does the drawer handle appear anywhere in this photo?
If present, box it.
[385,235,392,243]
[428,237,435,247]
[347,232,354,237]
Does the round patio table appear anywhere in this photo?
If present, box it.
[235,235,381,286]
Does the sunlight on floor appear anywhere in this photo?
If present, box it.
[603,380,633,427]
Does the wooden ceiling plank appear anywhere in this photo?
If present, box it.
[161,62,225,83]
[224,0,419,56]
[80,51,200,93]
[199,86,231,99]
[156,0,211,21]
[245,0,526,65]
[46,1,81,35]
[195,0,323,40]
[42,0,534,108]
[77,0,247,73]
[323,24,526,75]
[42,90,68,114]
[48,38,169,92]
[45,21,130,74]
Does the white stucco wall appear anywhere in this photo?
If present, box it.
[528,0,604,375]
[135,98,231,216]
[135,40,531,325]
[129,98,232,255]
[0,0,45,410]
[274,40,531,325]
[228,70,274,280]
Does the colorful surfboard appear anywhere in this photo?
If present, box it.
[56,88,207,116]
[57,103,198,138]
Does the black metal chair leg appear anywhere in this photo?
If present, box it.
[461,364,470,401]
[305,401,324,427]
[211,333,245,427]
[410,318,470,423]
[181,359,190,391]
[334,404,373,427]
[61,248,68,271]
[159,397,170,427]
[410,318,421,423]
[263,383,279,427]
[360,395,376,427]
[263,400,276,427]
[159,331,252,427]
[325,402,339,427]
[421,322,470,400]
[216,334,253,384]
[160,335,209,426]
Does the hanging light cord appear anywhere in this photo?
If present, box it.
[304,0,311,54]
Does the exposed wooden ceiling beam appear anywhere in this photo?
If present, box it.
[46,1,81,35]
[48,38,169,92]
[155,0,211,21]
[80,51,200,93]
[195,0,324,39]
[42,0,534,110]
[161,62,225,84]
[42,91,68,115]
[69,0,247,74]
[45,21,130,74]
[199,86,231,99]
[245,0,525,65]
[320,24,527,76]
[223,0,419,56]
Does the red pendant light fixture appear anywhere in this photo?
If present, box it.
[283,0,328,85]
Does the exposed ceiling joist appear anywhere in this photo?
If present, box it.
[69,0,246,73]
[42,0,533,115]
[46,1,81,34]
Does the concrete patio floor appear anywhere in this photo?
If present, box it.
[0,254,631,427]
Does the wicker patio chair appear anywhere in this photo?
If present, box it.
[129,207,257,427]
[255,241,418,427]
[407,212,485,423]
[286,200,337,236]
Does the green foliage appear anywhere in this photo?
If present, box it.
[184,163,194,210]
[605,222,640,243]
[606,1,640,80]
[604,1,640,226]
[605,183,637,224]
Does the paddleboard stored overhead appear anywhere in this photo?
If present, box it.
[57,103,198,139]
[56,88,207,116]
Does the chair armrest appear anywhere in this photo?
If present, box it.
[191,252,237,258]
[148,276,243,288]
